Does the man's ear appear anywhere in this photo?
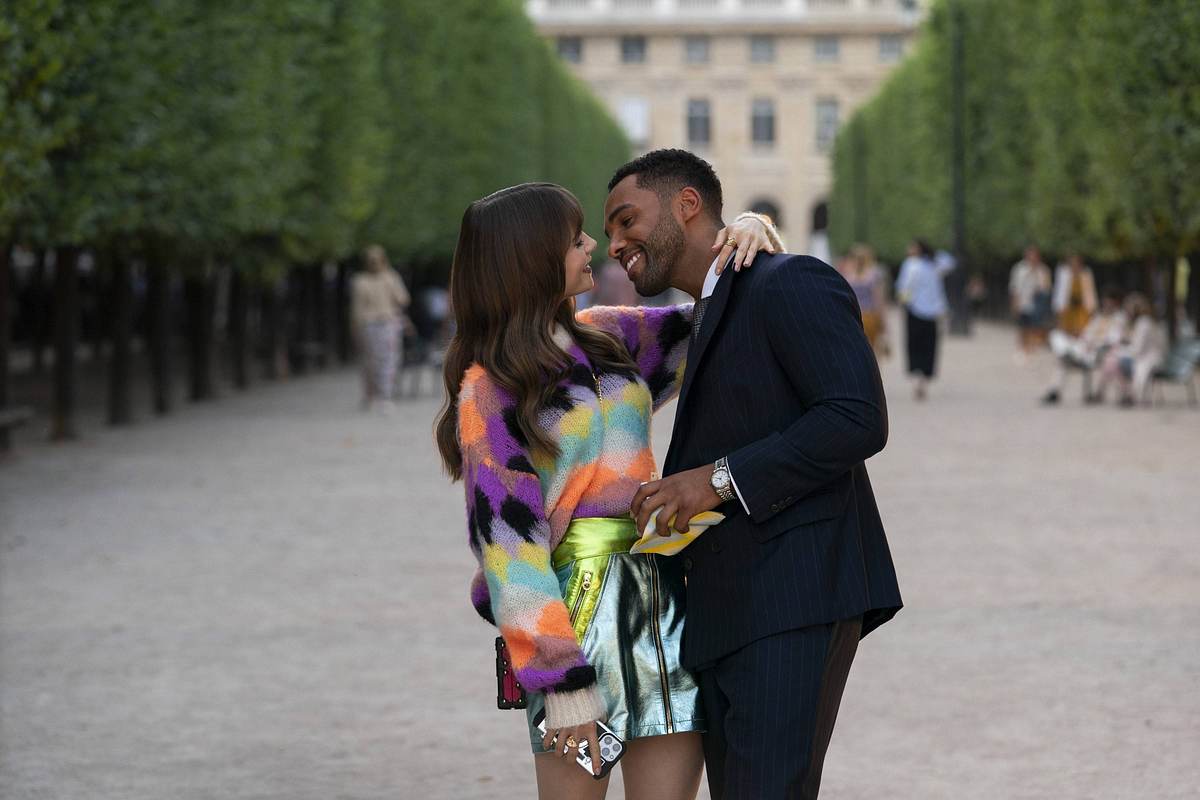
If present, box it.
[676,187,704,224]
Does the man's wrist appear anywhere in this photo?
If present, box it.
[711,457,736,503]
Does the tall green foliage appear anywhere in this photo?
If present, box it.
[3,0,628,277]
[829,0,1200,271]
[366,0,628,277]
[0,0,79,237]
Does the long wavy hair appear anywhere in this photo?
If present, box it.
[435,183,637,480]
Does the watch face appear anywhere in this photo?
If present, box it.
[712,469,730,488]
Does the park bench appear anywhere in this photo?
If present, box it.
[1148,337,1200,407]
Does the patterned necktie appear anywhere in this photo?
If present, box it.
[691,296,712,343]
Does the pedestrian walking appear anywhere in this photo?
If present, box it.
[351,244,410,411]
[838,244,889,358]
[1009,245,1052,360]
[896,240,956,401]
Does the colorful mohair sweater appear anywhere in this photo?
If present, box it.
[457,304,692,728]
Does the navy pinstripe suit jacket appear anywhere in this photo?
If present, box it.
[665,252,902,670]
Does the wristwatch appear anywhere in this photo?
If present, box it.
[711,457,735,503]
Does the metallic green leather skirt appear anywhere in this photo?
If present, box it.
[525,517,704,751]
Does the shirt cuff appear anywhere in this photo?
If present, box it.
[726,461,752,515]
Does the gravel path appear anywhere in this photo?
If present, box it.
[2,317,1197,799]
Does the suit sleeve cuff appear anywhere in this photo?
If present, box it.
[726,431,789,523]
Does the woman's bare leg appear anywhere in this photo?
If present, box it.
[535,752,611,800]
[619,732,705,800]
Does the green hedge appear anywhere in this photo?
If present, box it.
[829,0,1200,271]
[1,0,630,281]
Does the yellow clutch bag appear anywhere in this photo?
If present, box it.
[629,510,726,556]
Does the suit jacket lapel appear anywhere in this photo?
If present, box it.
[666,268,735,471]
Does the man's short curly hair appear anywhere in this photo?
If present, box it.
[608,148,723,221]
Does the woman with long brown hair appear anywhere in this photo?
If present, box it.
[435,183,777,799]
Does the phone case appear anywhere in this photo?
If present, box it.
[495,636,527,709]
[532,708,625,780]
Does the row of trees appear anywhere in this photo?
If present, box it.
[828,0,1200,334]
[0,0,630,446]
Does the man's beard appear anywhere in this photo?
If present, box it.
[632,213,685,297]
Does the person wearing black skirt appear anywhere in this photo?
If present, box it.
[896,239,956,400]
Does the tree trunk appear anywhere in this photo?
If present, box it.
[260,281,287,380]
[51,247,80,441]
[286,267,309,375]
[335,260,351,364]
[107,254,134,425]
[147,260,173,415]
[1164,258,1178,346]
[1188,253,1199,332]
[0,241,12,451]
[229,270,249,389]
[946,0,971,337]
[87,263,106,363]
[313,263,329,369]
[31,248,49,373]
[185,271,216,401]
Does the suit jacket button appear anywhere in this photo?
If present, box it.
[770,503,780,513]
[683,557,693,571]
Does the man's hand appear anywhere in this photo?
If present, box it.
[632,464,723,536]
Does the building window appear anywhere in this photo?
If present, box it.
[557,36,583,64]
[617,97,650,148]
[621,36,647,64]
[687,99,711,147]
[814,35,840,62]
[816,97,839,152]
[751,98,775,147]
[749,35,775,64]
[879,34,904,63]
[684,35,710,64]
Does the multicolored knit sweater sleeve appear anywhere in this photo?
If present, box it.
[458,366,607,729]
[576,303,693,410]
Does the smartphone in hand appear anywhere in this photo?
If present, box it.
[532,708,624,780]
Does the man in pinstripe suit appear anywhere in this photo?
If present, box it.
[605,150,902,799]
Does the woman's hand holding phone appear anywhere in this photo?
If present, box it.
[542,720,602,777]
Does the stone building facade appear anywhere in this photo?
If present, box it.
[526,0,923,255]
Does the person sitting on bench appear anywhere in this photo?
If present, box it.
[1041,287,1126,405]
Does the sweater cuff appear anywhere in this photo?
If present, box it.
[544,686,607,730]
